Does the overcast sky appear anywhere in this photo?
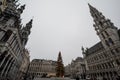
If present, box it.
[19,0,120,65]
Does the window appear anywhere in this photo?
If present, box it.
[1,30,12,42]
[115,48,119,53]
[0,51,8,71]
[99,21,103,26]
[111,50,115,55]
[103,52,107,58]
[108,62,112,68]
[105,63,108,69]
[116,60,120,65]
[0,31,5,40]
[10,35,16,45]
[94,14,98,19]
[102,64,105,69]
[108,38,114,45]
[101,33,105,39]
[105,31,109,36]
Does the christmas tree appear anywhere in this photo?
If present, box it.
[56,51,64,77]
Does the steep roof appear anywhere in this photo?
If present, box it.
[86,42,104,56]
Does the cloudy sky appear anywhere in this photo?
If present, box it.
[19,0,120,65]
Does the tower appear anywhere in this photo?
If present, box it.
[21,19,33,46]
[88,3,120,77]
[88,3,120,52]
[0,0,32,80]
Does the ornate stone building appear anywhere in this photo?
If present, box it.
[0,0,32,80]
[65,57,86,79]
[82,4,120,80]
[65,64,71,77]
[28,59,57,79]
[18,49,30,80]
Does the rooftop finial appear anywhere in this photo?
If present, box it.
[88,3,94,10]
[88,3,90,6]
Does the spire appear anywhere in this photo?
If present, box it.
[88,3,95,12]
[88,3,105,20]
[21,19,33,46]
[22,19,33,36]
[25,19,33,30]
[88,4,117,35]
[88,3,97,11]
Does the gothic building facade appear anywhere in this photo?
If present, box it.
[0,0,7,13]
[0,0,32,80]
[65,57,86,79]
[82,4,120,80]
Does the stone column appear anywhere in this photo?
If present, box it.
[7,33,14,43]
[106,72,109,80]
[105,73,107,80]
[0,53,9,68]
[4,57,14,77]
[8,61,16,76]
[7,61,15,78]
[108,72,111,80]
[0,55,11,76]
[0,31,5,40]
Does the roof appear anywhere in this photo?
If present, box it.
[75,57,83,61]
[31,59,56,63]
[85,42,104,56]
